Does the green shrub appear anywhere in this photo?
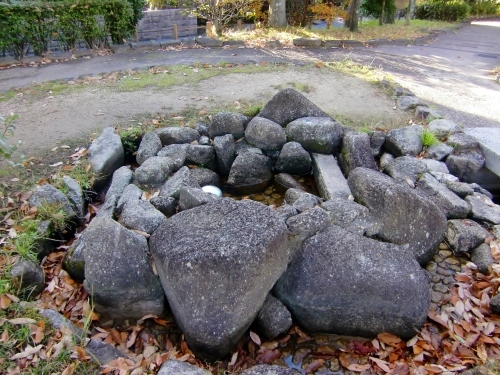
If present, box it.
[468,0,499,16]
[0,0,139,58]
[360,0,397,22]
[415,0,470,21]
[0,114,23,167]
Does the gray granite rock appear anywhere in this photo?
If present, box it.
[385,156,427,186]
[348,168,447,265]
[226,153,272,195]
[190,167,220,187]
[397,96,424,110]
[116,184,143,214]
[185,145,216,171]
[421,159,449,174]
[199,136,210,145]
[95,194,117,219]
[214,134,235,177]
[379,153,395,171]
[160,166,201,199]
[429,171,459,183]
[241,365,300,375]
[149,199,289,360]
[157,360,211,375]
[195,122,209,137]
[83,218,165,324]
[235,141,263,156]
[134,156,174,187]
[62,176,86,220]
[339,132,378,176]
[105,166,133,205]
[286,117,343,154]
[415,106,441,121]
[292,193,320,213]
[10,260,45,298]
[88,127,124,184]
[428,119,462,138]
[312,153,352,200]
[493,225,500,239]
[209,112,248,139]
[416,173,471,219]
[258,88,328,126]
[29,184,76,224]
[490,294,500,315]
[63,233,86,281]
[470,183,494,199]
[254,294,292,340]
[32,220,55,258]
[471,244,494,274]
[275,142,311,175]
[156,127,200,146]
[385,125,423,157]
[136,131,162,165]
[444,181,474,198]
[321,197,379,236]
[274,204,298,222]
[446,132,480,152]
[445,219,489,255]
[245,117,286,151]
[465,194,500,224]
[274,225,430,339]
[150,196,177,217]
[179,187,219,211]
[274,173,305,193]
[427,142,454,161]
[369,130,386,156]
[157,144,188,171]
[120,199,166,234]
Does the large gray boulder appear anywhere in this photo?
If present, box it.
[446,132,480,152]
[159,167,201,200]
[241,365,300,375]
[29,184,76,224]
[445,219,489,255]
[209,112,248,139]
[116,184,142,214]
[369,130,386,157]
[465,194,500,225]
[83,218,165,324]
[274,225,430,339]
[178,187,219,211]
[427,143,454,161]
[348,168,447,265]
[157,144,188,171]
[136,131,162,165]
[471,244,494,274]
[245,117,286,151]
[149,199,289,360]
[385,125,423,157]
[321,197,378,236]
[150,196,177,217]
[119,199,166,234]
[185,145,216,171]
[214,134,235,177]
[106,166,133,203]
[155,127,200,146]
[275,142,311,175]
[134,156,174,187]
[226,153,272,194]
[416,173,471,219]
[421,159,449,174]
[258,88,328,126]
[385,156,427,186]
[339,132,377,176]
[157,361,211,375]
[286,117,343,154]
[88,127,124,183]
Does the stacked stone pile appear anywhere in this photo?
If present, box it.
[12,88,500,372]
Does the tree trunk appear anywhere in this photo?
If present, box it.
[347,0,360,32]
[269,0,287,28]
[380,0,385,25]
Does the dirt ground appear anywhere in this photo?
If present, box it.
[0,67,406,158]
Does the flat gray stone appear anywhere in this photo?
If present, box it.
[293,38,322,47]
[465,194,500,224]
[312,153,352,200]
[428,119,462,138]
[195,37,223,47]
[445,181,474,198]
[421,159,449,174]
[155,127,200,146]
[321,197,379,236]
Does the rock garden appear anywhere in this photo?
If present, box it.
[6,88,500,374]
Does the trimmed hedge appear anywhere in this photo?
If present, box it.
[0,0,144,60]
[415,0,470,21]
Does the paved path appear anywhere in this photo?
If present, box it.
[1,19,499,131]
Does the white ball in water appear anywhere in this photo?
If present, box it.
[202,185,222,197]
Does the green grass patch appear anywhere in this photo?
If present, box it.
[36,202,70,233]
[421,128,440,147]
[243,104,262,117]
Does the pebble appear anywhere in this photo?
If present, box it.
[438,250,453,258]
[433,284,449,293]
[431,292,443,303]
[434,256,444,263]
[439,243,449,250]
[436,268,454,276]
[426,262,438,272]
[449,265,461,272]
[431,275,442,283]
[442,276,454,285]
[438,262,448,269]
[445,258,460,265]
